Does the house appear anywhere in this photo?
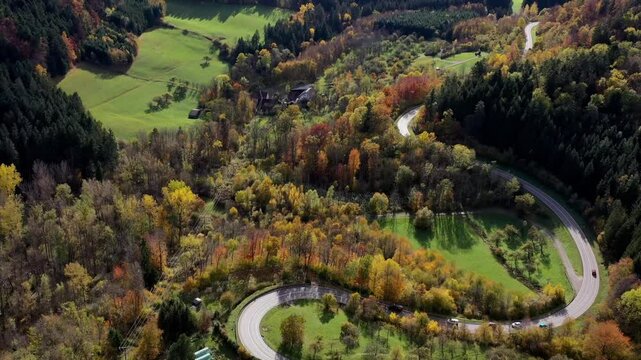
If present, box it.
[188,108,203,119]
[286,84,315,107]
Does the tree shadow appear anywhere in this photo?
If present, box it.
[278,343,303,360]
[420,215,475,251]
[166,0,281,23]
[319,310,336,324]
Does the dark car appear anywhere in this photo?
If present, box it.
[388,304,404,313]
[592,269,597,278]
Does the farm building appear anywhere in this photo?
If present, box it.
[286,84,315,107]
[188,108,203,119]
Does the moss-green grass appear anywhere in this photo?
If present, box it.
[411,52,486,74]
[469,211,574,299]
[165,1,290,44]
[59,2,289,139]
[513,0,524,14]
[380,210,575,298]
[381,212,533,294]
[261,300,487,359]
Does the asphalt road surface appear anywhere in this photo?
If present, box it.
[524,22,539,54]
[237,285,351,360]
[396,106,421,137]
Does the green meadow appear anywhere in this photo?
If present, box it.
[381,210,574,297]
[261,300,487,359]
[59,1,290,139]
[411,51,487,74]
[165,0,290,44]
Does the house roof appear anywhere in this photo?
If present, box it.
[291,84,313,91]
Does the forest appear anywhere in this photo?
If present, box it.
[375,8,483,39]
[1,0,641,359]
[423,0,641,272]
[0,0,164,75]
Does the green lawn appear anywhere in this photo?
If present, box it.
[58,1,290,139]
[411,51,486,74]
[261,300,487,359]
[469,212,574,299]
[513,0,524,14]
[380,210,575,298]
[165,1,290,44]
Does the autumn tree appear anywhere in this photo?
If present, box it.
[615,287,641,341]
[414,207,435,230]
[0,163,21,197]
[369,255,406,302]
[64,262,92,303]
[345,293,362,318]
[161,180,204,250]
[340,322,360,349]
[347,148,361,189]
[136,316,164,360]
[321,293,338,314]
[309,336,324,360]
[582,321,633,360]
[514,193,537,215]
[0,163,23,242]
[281,314,305,352]
[369,192,389,216]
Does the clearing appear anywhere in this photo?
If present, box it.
[380,210,574,298]
[59,1,290,139]
[411,51,487,74]
[261,299,487,359]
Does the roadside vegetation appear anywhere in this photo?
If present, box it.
[262,299,493,359]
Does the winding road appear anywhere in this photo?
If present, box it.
[238,22,600,358]
[524,21,539,54]
[238,109,600,360]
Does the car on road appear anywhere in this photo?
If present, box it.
[538,321,549,328]
[447,318,460,326]
[388,304,404,313]
[511,321,522,329]
[488,322,497,328]
[592,269,597,278]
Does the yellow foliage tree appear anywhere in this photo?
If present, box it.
[0,163,22,196]
[162,180,204,249]
[369,255,406,302]
[135,316,163,360]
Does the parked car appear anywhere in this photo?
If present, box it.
[511,321,522,329]
[538,321,549,328]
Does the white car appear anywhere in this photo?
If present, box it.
[447,318,460,326]
[511,321,522,329]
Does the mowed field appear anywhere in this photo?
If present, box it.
[411,51,487,74]
[59,1,290,139]
[381,210,574,297]
[261,300,488,359]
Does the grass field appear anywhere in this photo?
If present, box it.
[59,1,290,139]
[165,0,290,44]
[470,212,574,299]
[261,300,487,359]
[513,0,524,14]
[411,51,486,74]
[381,210,574,297]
